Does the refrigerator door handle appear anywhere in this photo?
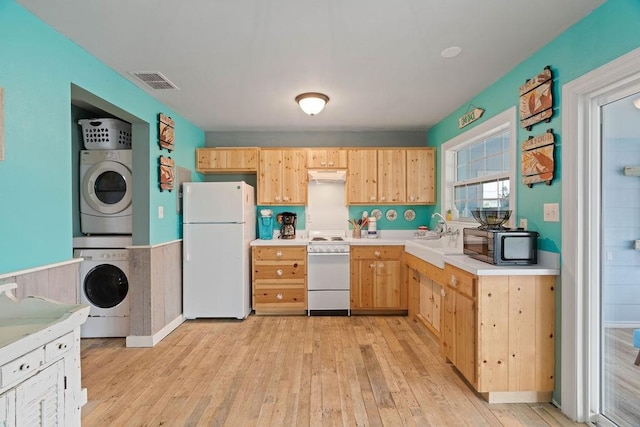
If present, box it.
[185,252,190,261]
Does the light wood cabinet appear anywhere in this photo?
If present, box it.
[347,148,434,204]
[347,149,378,204]
[404,253,446,339]
[377,149,406,203]
[440,263,556,402]
[350,245,406,312]
[406,148,435,204]
[307,148,348,169]
[258,149,307,205]
[252,246,307,314]
[196,147,259,173]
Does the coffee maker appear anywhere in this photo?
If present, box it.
[277,212,297,239]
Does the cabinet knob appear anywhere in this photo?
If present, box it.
[283,196,290,202]
[320,161,326,166]
[409,195,416,201]
[370,196,376,201]
[58,343,68,350]
[451,275,457,285]
[275,196,281,202]
[276,269,283,276]
[328,161,334,166]
[380,196,386,201]
[441,288,446,297]
[374,250,381,257]
[19,363,31,371]
[276,251,283,257]
[369,263,376,269]
[276,293,283,300]
[378,263,384,268]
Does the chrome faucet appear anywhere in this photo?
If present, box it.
[431,212,459,237]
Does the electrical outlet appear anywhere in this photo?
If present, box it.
[519,218,528,230]
[543,203,559,222]
[634,240,640,250]
[158,206,164,219]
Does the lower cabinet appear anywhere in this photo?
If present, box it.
[14,361,64,426]
[350,245,406,313]
[252,246,307,315]
[405,253,445,339]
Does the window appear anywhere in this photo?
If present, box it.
[440,107,516,222]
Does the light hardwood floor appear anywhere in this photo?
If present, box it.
[80,316,583,426]
[602,328,640,427]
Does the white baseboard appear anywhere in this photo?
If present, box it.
[125,314,185,348]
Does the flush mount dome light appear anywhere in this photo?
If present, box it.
[295,92,329,115]
[441,46,462,58]
[633,97,640,109]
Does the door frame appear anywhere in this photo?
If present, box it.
[561,46,640,422]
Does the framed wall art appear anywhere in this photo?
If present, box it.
[521,128,555,187]
[158,113,175,151]
[519,66,553,130]
[159,155,175,191]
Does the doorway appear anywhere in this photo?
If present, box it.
[599,94,640,426]
[561,46,640,424]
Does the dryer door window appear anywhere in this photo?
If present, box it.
[84,264,129,309]
[82,160,132,214]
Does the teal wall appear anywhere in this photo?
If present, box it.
[0,1,204,274]
[427,0,640,253]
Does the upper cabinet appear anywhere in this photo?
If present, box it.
[196,148,259,173]
[406,148,436,204]
[347,148,435,205]
[258,149,307,205]
[307,148,348,169]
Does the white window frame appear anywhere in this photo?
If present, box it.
[440,107,517,225]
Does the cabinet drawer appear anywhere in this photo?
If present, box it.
[0,348,44,388]
[427,264,447,285]
[253,246,306,261]
[254,288,306,305]
[44,332,74,363]
[445,264,476,298]
[350,245,403,260]
[253,261,305,279]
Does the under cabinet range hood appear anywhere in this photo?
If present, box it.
[308,170,347,182]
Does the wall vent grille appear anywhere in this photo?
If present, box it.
[130,72,179,90]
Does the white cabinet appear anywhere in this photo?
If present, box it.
[14,361,64,426]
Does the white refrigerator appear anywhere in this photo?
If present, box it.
[182,181,256,319]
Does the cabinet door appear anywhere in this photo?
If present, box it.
[281,149,307,204]
[432,281,442,332]
[350,260,375,308]
[406,148,435,204]
[15,360,64,426]
[419,276,434,324]
[226,148,258,170]
[441,285,455,362]
[325,149,348,168]
[258,150,283,204]
[455,292,476,387]
[0,389,15,427]
[373,260,402,308]
[196,148,225,170]
[347,150,377,204]
[377,149,406,203]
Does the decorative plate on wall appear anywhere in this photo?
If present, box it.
[385,209,398,221]
[404,209,415,221]
[370,209,382,220]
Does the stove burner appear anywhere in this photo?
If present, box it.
[311,237,328,241]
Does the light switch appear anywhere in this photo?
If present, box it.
[519,218,528,230]
[543,203,559,222]
[158,206,164,219]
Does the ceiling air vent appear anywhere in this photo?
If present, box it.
[130,72,179,90]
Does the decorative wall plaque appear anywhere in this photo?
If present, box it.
[519,66,553,130]
[458,106,484,129]
[521,129,555,187]
[158,113,175,151]
[159,155,175,191]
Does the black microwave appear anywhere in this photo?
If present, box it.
[463,228,539,265]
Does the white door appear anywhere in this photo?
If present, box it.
[183,223,249,319]
[183,182,248,224]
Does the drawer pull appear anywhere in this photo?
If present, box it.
[374,250,381,257]
[276,269,283,276]
[276,251,283,257]
[57,343,68,350]
[369,263,375,269]
[276,293,283,300]
[451,275,457,285]
[441,288,446,297]
[19,363,31,371]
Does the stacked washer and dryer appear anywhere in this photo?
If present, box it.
[74,118,133,338]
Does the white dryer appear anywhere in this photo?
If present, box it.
[80,149,132,235]
[75,248,130,338]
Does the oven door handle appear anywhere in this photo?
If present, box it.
[307,252,350,256]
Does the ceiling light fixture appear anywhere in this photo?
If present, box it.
[441,46,462,58]
[633,97,640,109]
[295,92,329,116]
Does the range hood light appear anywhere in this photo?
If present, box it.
[308,170,346,182]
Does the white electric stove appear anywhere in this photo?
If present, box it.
[306,230,350,315]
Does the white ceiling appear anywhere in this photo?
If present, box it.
[18,0,605,132]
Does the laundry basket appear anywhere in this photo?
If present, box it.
[78,118,132,150]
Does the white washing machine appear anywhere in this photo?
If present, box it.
[75,248,130,338]
[80,149,132,235]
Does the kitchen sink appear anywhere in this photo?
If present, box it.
[404,237,463,268]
